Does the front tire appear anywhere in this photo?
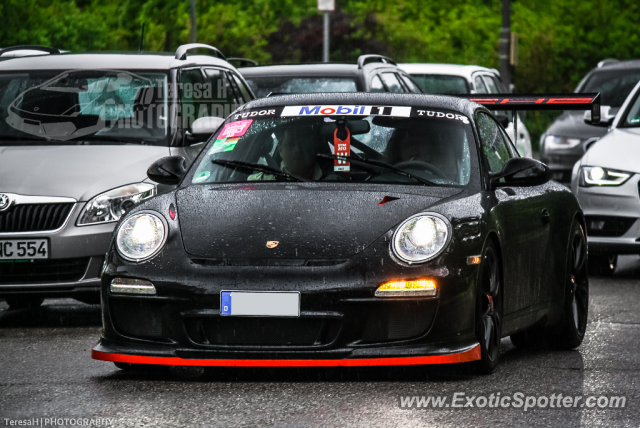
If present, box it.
[474,239,503,374]
[553,221,589,349]
[510,220,589,350]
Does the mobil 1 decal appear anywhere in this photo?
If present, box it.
[411,108,470,124]
[281,105,412,117]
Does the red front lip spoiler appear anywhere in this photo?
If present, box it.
[92,345,480,367]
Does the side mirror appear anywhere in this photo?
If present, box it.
[147,156,187,185]
[489,158,551,189]
[186,116,225,144]
[495,114,510,128]
[584,105,615,127]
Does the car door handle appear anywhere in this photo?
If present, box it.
[540,209,550,224]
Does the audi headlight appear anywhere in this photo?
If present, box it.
[392,213,451,264]
[77,183,155,226]
[116,212,167,261]
[579,166,631,187]
[545,135,582,150]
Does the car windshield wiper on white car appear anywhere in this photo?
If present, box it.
[317,153,435,186]
[211,159,310,182]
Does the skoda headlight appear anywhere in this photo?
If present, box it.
[392,213,451,264]
[116,212,167,261]
[579,166,631,187]
[77,183,155,226]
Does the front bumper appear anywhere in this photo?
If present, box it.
[0,203,113,296]
[94,232,481,365]
[92,339,480,367]
[575,174,640,254]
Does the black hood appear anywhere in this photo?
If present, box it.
[176,184,461,260]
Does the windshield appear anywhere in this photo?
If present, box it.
[190,105,473,186]
[580,69,640,108]
[245,77,358,98]
[0,69,170,146]
[409,74,469,95]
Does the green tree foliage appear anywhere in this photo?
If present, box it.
[2,0,640,147]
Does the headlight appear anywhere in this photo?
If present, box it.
[116,212,167,261]
[579,166,632,187]
[392,213,451,264]
[77,183,155,226]
[544,135,582,150]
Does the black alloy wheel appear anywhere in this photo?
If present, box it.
[474,239,503,374]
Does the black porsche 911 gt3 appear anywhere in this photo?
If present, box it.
[92,92,594,374]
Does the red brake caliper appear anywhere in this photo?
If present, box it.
[487,295,494,315]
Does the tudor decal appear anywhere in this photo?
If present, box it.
[415,110,470,124]
[232,109,278,120]
[281,105,412,117]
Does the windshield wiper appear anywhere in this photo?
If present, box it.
[317,153,435,186]
[211,159,309,182]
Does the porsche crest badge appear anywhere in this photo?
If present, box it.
[266,241,279,249]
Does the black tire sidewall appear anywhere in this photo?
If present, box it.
[556,220,589,349]
[474,238,503,374]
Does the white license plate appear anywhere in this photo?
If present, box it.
[220,291,300,317]
[0,239,49,259]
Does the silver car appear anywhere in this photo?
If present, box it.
[571,80,640,275]
[0,44,254,308]
[399,63,532,158]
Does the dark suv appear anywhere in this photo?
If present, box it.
[0,44,253,309]
[238,55,422,97]
[540,59,640,183]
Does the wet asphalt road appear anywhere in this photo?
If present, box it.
[1,257,640,427]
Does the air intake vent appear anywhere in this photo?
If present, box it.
[184,316,341,347]
[0,257,89,285]
[111,300,167,341]
[586,215,637,237]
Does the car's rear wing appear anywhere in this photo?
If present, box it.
[458,93,601,146]
[459,93,601,123]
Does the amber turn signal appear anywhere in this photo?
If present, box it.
[467,256,481,265]
[375,279,437,297]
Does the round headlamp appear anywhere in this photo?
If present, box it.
[116,211,167,262]
[392,213,451,264]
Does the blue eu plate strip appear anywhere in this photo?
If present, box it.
[220,292,232,315]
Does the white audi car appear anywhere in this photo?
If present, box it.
[571,80,640,275]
